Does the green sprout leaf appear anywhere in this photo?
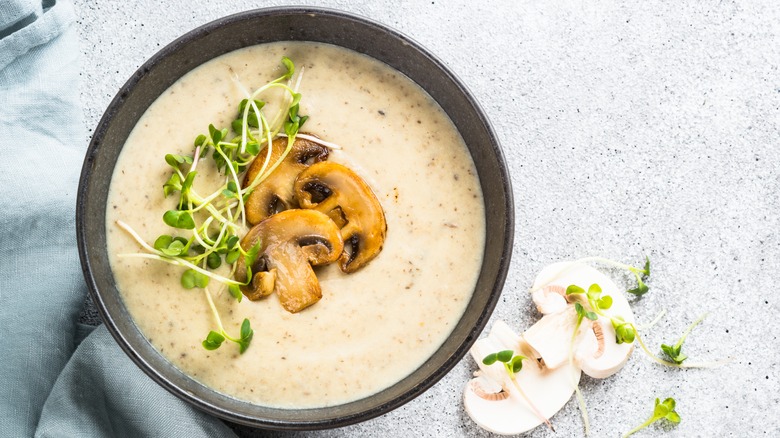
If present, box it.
[246,141,260,155]
[660,313,708,364]
[281,56,295,79]
[162,210,195,229]
[661,344,686,364]
[244,241,261,268]
[622,397,680,437]
[237,318,254,354]
[206,252,222,269]
[231,119,243,135]
[614,321,636,344]
[627,256,651,296]
[163,173,182,197]
[239,99,266,114]
[575,302,598,321]
[509,355,525,373]
[208,124,223,144]
[497,350,514,363]
[202,330,225,351]
[566,284,585,295]
[181,269,210,289]
[586,283,602,299]
[228,284,243,302]
[482,352,500,365]
[598,295,613,310]
[628,281,649,297]
[154,235,187,256]
[226,249,241,265]
[226,235,239,250]
[164,153,193,168]
[194,134,207,147]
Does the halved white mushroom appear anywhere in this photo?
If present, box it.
[531,261,635,378]
[522,306,590,370]
[464,321,579,435]
[576,316,634,379]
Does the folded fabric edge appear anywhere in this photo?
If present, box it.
[0,0,76,72]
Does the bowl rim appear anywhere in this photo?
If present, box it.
[76,5,514,430]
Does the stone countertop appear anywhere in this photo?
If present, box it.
[73,1,779,436]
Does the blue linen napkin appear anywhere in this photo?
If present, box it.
[0,1,236,436]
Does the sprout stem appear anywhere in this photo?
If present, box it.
[569,314,591,436]
[117,253,242,286]
[116,220,158,253]
[633,328,731,368]
[634,309,667,330]
[508,378,554,432]
[202,287,242,343]
[622,416,655,438]
[279,132,342,150]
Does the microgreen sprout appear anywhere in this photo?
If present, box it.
[622,397,680,437]
[631,313,730,368]
[116,57,326,355]
[201,287,254,353]
[483,350,554,431]
[660,312,708,364]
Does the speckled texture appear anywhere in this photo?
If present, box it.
[73,1,779,436]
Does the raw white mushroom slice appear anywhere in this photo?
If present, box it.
[522,306,588,369]
[576,316,635,379]
[464,321,580,435]
[531,260,636,377]
[490,320,540,366]
[531,284,568,315]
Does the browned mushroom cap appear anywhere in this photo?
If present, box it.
[243,136,329,225]
[234,209,344,313]
[293,162,387,273]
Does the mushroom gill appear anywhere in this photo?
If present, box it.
[242,136,329,225]
[294,161,387,273]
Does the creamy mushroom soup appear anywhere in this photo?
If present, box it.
[106,42,485,408]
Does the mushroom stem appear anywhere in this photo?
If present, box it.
[508,377,555,432]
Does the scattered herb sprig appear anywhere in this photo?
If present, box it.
[117,57,311,354]
[660,313,709,364]
[483,350,554,431]
[566,283,636,344]
[622,398,680,437]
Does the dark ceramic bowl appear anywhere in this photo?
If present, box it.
[76,7,513,431]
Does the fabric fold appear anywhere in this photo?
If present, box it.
[35,326,237,438]
[0,1,85,436]
[0,1,237,436]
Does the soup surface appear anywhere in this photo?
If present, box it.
[106,41,485,408]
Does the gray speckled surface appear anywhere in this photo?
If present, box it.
[73,0,779,436]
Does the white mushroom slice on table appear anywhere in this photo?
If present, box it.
[464,321,579,435]
[522,306,589,370]
[576,316,634,379]
[531,261,636,377]
[531,284,568,315]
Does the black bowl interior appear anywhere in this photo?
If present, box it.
[77,7,513,430]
